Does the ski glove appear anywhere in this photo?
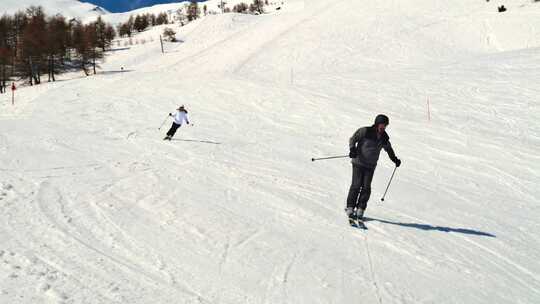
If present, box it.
[349,147,357,158]
[394,158,401,167]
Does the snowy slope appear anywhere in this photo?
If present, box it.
[88,0,287,24]
[1,0,109,19]
[83,0,184,13]
[1,0,540,303]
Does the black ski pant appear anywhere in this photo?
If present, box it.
[346,164,375,211]
[166,122,181,137]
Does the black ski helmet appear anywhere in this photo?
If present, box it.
[374,114,389,126]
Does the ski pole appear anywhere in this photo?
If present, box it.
[381,166,398,202]
[158,114,170,130]
[311,155,348,162]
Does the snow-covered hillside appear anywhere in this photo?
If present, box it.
[1,0,539,303]
[2,0,109,19]
[88,0,290,25]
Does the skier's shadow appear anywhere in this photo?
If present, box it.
[100,69,135,75]
[171,138,221,145]
[363,217,496,238]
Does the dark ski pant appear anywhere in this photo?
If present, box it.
[346,164,375,211]
[166,122,181,137]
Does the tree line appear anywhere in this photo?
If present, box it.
[232,0,266,14]
[117,0,269,38]
[117,12,170,38]
[117,1,204,37]
[0,6,116,93]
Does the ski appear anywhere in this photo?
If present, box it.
[349,217,358,228]
[349,218,367,230]
[356,220,367,230]
[348,216,367,230]
[347,210,367,230]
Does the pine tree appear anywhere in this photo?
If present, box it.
[134,15,149,32]
[250,0,264,14]
[187,1,201,21]
[156,13,168,25]
[163,28,177,42]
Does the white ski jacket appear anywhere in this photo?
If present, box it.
[171,110,189,125]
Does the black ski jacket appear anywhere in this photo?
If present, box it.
[349,126,397,168]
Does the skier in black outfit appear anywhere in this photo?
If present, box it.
[346,114,401,225]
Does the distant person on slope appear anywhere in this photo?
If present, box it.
[346,114,401,226]
[164,105,190,140]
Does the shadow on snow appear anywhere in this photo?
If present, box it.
[100,69,135,75]
[108,47,131,52]
[363,217,496,238]
[171,138,222,145]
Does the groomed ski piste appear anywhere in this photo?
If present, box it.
[1,0,539,303]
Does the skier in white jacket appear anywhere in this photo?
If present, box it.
[164,105,190,140]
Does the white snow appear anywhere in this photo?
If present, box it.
[1,0,109,19]
[1,0,540,303]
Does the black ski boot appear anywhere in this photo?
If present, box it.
[346,207,358,227]
[355,209,367,229]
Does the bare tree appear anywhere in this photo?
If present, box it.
[0,7,115,85]
[0,15,14,93]
[71,20,92,75]
[45,14,69,82]
[21,6,47,85]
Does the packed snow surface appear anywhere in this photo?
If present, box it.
[1,0,539,303]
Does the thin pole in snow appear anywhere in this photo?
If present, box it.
[311,155,348,162]
[380,166,398,202]
[158,114,169,130]
[11,82,15,106]
[160,35,164,54]
[427,97,431,122]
